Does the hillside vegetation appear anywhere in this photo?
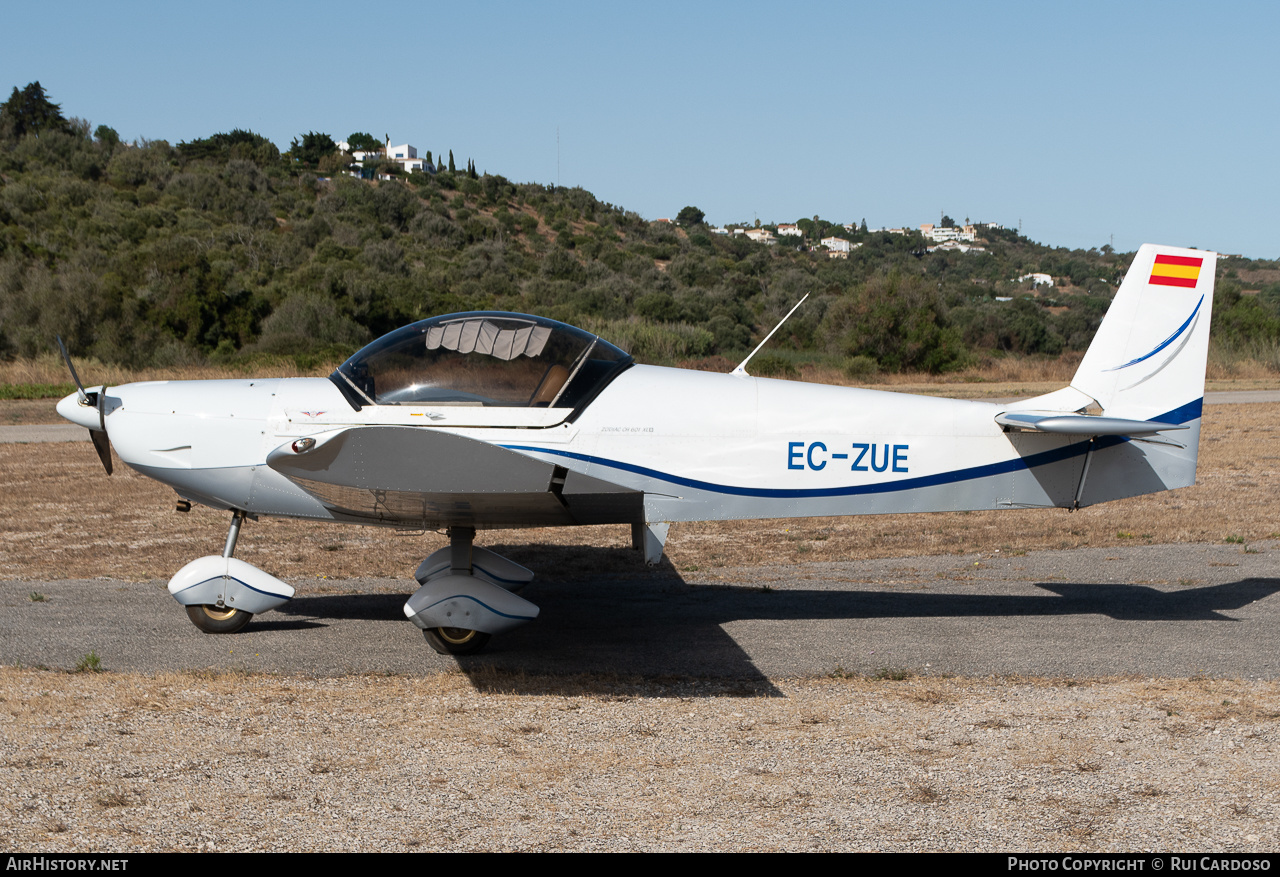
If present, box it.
[3,84,1279,378]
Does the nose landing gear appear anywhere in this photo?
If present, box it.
[168,510,294,634]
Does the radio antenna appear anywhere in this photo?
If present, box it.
[731,293,809,377]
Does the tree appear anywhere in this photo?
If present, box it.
[676,205,705,226]
[823,272,969,373]
[288,131,337,167]
[93,124,120,147]
[0,81,71,140]
[178,129,279,165]
[940,214,956,228]
[317,151,351,175]
[346,132,380,152]
[448,150,456,173]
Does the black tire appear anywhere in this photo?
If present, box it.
[423,627,491,655]
[186,604,253,634]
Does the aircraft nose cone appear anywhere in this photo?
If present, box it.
[56,390,103,431]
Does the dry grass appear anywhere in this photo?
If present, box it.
[0,352,337,388]
[1,400,64,426]
[2,400,1278,581]
[9,352,1279,407]
[734,353,1280,398]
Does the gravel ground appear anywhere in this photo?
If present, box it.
[1,668,1276,852]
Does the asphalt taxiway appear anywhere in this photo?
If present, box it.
[4,541,1277,685]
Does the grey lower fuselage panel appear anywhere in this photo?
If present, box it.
[266,425,643,528]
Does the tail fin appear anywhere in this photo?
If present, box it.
[1071,243,1215,422]
[1001,244,1215,506]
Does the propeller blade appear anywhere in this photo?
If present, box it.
[56,335,113,476]
[90,428,114,475]
[55,335,89,404]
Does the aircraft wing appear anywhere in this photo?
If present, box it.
[265,426,642,528]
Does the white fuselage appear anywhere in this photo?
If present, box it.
[61,365,1136,528]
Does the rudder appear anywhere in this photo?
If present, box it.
[1071,244,1215,502]
[1071,243,1216,422]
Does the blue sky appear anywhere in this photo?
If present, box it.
[7,1,1277,257]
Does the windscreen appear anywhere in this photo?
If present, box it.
[331,312,631,411]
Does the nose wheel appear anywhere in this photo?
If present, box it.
[186,604,254,634]
[423,627,491,655]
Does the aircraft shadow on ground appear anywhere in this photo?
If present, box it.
[269,593,406,626]
[688,577,1280,623]
[266,544,1280,696]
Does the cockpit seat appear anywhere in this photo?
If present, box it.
[530,364,570,407]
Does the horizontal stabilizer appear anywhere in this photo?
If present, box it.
[995,411,1188,437]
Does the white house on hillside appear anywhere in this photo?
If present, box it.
[927,240,985,254]
[384,143,431,173]
[920,223,977,243]
[1016,273,1054,286]
[338,137,434,176]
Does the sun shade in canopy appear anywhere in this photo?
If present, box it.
[424,319,552,361]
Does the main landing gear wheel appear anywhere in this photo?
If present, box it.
[423,627,491,656]
[186,604,253,634]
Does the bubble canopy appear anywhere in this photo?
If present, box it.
[330,312,632,411]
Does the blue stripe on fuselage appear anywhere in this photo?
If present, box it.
[500,399,1201,500]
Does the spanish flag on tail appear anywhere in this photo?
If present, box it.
[1149,254,1203,288]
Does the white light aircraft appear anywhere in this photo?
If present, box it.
[57,244,1215,654]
